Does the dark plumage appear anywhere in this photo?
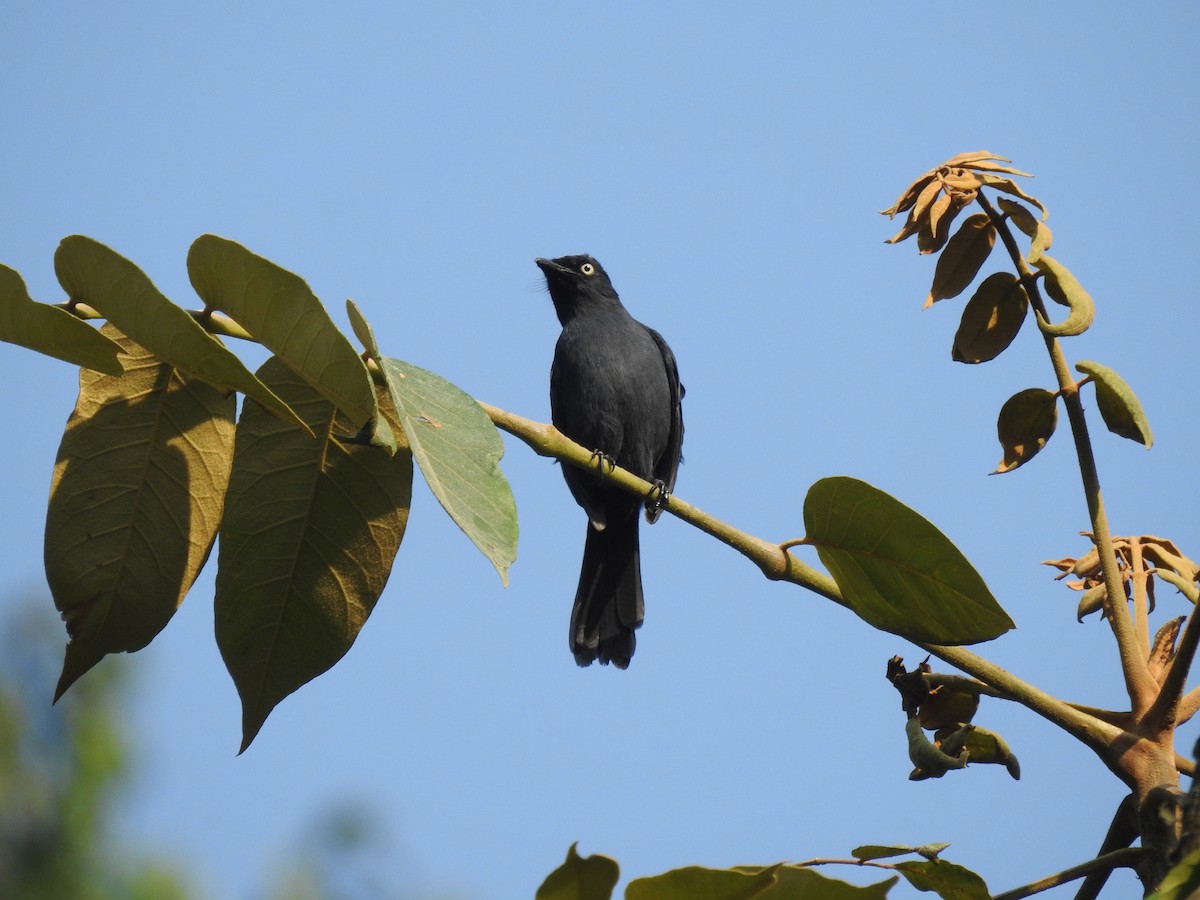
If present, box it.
[536,255,684,668]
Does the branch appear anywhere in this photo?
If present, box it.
[481,402,1122,756]
[978,193,1158,714]
[991,848,1142,900]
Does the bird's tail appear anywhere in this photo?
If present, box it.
[570,513,644,669]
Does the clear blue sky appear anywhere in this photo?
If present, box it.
[3,3,1198,897]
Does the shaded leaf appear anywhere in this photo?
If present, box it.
[907,718,968,779]
[46,325,235,699]
[1033,257,1094,336]
[1150,849,1200,900]
[0,263,123,374]
[1076,360,1153,447]
[925,214,995,308]
[1076,583,1109,621]
[803,477,1014,644]
[951,273,1029,363]
[629,864,893,899]
[943,725,1020,779]
[882,173,938,218]
[381,356,518,585]
[536,844,619,900]
[994,389,1058,473]
[917,683,980,730]
[895,860,991,900]
[53,235,309,434]
[996,198,1052,263]
[215,357,412,752]
[186,235,390,447]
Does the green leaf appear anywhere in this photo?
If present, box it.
[215,357,413,752]
[924,214,995,308]
[629,865,895,899]
[1149,848,1200,900]
[187,235,383,434]
[995,197,1052,263]
[53,235,310,435]
[535,844,619,900]
[994,388,1058,473]
[0,263,123,374]
[951,272,1029,364]
[894,860,991,900]
[46,325,236,700]
[1075,360,1153,447]
[1033,256,1094,336]
[381,356,518,586]
[803,477,1014,644]
[948,725,1020,779]
[853,844,949,862]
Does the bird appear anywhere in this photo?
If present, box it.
[536,254,684,668]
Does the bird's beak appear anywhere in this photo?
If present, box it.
[535,257,569,275]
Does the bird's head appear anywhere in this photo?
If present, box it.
[536,255,620,323]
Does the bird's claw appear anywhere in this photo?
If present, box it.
[645,479,670,517]
[589,449,617,474]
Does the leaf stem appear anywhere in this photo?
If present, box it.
[977,192,1157,713]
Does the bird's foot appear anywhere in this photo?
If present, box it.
[589,449,618,474]
[645,479,670,518]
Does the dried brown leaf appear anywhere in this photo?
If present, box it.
[1148,616,1185,681]
[941,168,985,194]
[959,159,1034,178]
[944,150,1007,166]
[997,198,1053,263]
[882,172,939,218]
[981,175,1047,219]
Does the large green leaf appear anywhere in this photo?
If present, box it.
[379,356,518,586]
[53,235,309,434]
[803,477,1014,644]
[216,356,412,752]
[46,325,236,700]
[1151,849,1200,900]
[0,263,123,374]
[187,235,382,433]
[1076,360,1153,448]
[535,844,619,900]
[628,865,894,899]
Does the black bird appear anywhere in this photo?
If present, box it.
[536,255,684,668]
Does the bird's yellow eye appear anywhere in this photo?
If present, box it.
[580,262,595,276]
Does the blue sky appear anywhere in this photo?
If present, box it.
[2,2,1198,897]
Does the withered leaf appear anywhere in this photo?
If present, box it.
[959,159,1034,178]
[952,272,1029,364]
[1141,541,1199,581]
[994,387,1058,473]
[1148,616,1185,682]
[1077,583,1109,621]
[981,175,1047,219]
[881,173,939,218]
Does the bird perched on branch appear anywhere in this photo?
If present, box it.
[536,255,684,668]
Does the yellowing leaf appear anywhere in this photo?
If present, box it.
[1076,360,1154,447]
[0,263,123,374]
[53,235,310,435]
[995,388,1058,473]
[47,325,235,699]
[952,273,1029,363]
